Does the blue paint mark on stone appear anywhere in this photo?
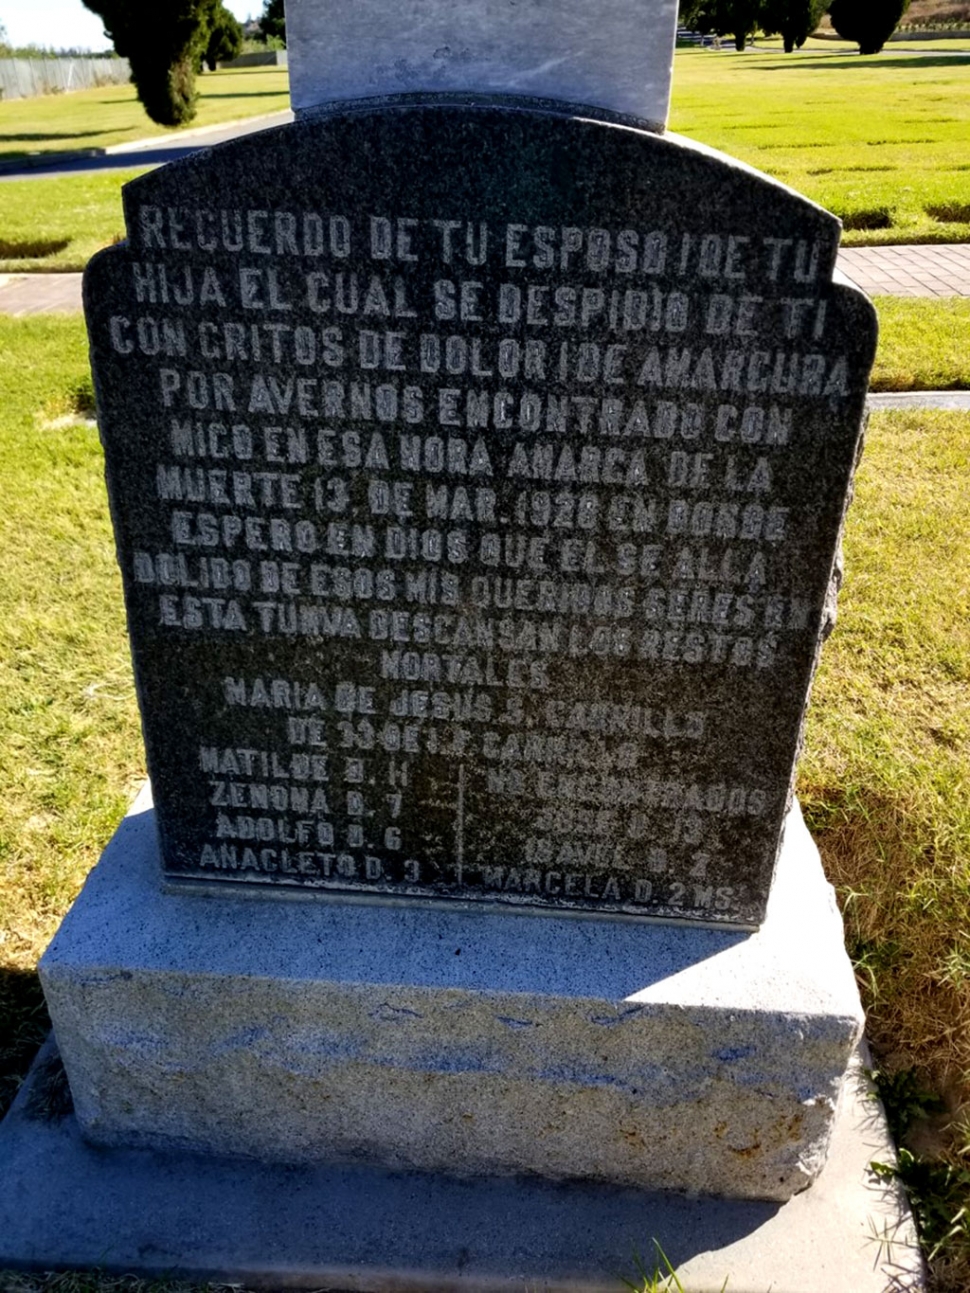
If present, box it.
[218,1026,270,1049]
[374,1049,495,1076]
[588,1006,643,1026]
[370,1002,423,1022]
[714,1045,756,1063]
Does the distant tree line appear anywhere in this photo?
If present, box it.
[679,0,911,53]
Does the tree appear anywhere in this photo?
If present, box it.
[760,0,830,50]
[81,0,220,126]
[828,0,910,52]
[204,4,243,70]
[679,0,763,49]
[260,0,286,45]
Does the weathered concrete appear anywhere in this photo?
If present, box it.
[40,786,863,1201]
[287,0,678,126]
[0,1035,923,1291]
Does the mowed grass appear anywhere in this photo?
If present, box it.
[0,65,290,159]
[870,298,970,390]
[0,169,146,273]
[801,411,970,1090]
[0,317,143,983]
[670,43,970,245]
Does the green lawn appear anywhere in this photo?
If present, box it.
[870,298,970,390]
[670,42,970,245]
[0,319,142,985]
[0,169,146,272]
[0,65,290,159]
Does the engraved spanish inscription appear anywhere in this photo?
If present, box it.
[84,103,876,925]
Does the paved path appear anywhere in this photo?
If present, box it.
[867,390,970,409]
[0,273,82,314]
[3,243,967,316]
[0,111,294,180]
[839,244,970,297]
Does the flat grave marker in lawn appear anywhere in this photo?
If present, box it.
[83,98,876,928]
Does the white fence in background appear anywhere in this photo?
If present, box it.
[0,57,131,101]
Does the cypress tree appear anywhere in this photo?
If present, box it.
[680,0,763,50]
[760,0,830,51]
[205,4,243,71]
[82,0,219,126]
[260,0,286,45]
[828,0,911,53]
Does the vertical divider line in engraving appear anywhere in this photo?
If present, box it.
[456,763,465,887]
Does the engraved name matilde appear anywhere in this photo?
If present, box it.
[92,182,856,921]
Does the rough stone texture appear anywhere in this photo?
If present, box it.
[83,102,877,925]
[40,784,863,1201]
[0,1041,924,1293]
[286,0,678,128]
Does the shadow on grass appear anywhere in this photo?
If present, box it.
[197,90,293,99]
[0,150,194,176]
[0,131,130,144]
[0,966,50,1123]
[755,54,970,69]
[928,202,970,222]
[0,238,70,258]
[801,782,970,1084]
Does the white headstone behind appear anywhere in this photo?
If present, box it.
[286,0,679,129]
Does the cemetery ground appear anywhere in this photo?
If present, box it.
[0,318,968,1289]
[672,40,970,245]
[0,43,969,1293]
[2,41,970,274]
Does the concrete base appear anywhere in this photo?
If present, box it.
[0,1038,924,1292]
[39,789,863,1201]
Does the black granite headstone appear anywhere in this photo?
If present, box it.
[84,99,876,926]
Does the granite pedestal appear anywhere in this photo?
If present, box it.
[39,785,863,1203]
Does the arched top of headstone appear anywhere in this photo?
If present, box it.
[84,100,876,927]
[111,100,842,266]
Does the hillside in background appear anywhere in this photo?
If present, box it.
[812,0,970,35]
[901,0,970,25]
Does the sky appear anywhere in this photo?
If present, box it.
[0,0,257,51]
